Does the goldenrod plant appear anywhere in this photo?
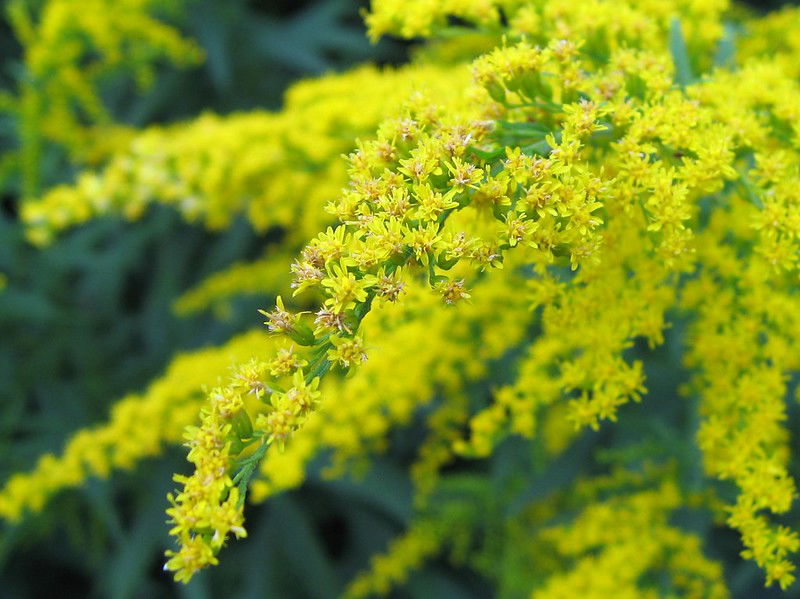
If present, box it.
[4,0,800,596]
[1,0,202,198]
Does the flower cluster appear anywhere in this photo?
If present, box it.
[0,331,271,522]
[154,2,800,585]
[7,0,800,594]
[21,64,465,246]
[163,341,325,580]
[3,0,201,199]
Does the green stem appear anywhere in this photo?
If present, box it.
[233,438,270,507]
[305,354,331,384]
[20,81,41,200]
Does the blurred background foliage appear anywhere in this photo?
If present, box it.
[0,1,798,598]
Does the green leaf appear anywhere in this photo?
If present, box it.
[271,496,339,599]
[467,145,504,161]
[669,18,694,87]
[520,139,553,157]
[496,121,550,137]
[104,460,180,599]
[714,22,737,69]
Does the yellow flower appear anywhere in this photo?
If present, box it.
[327,335,368,369]
[321,262,377,313]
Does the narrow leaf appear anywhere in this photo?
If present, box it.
[669,18,694,87]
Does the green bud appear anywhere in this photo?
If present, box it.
[429,273,449,287]
[437,254,460,270]
[231,409,253,440]
[486,81,506,103]
[288,322,316,346]
[228,438,247,456]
